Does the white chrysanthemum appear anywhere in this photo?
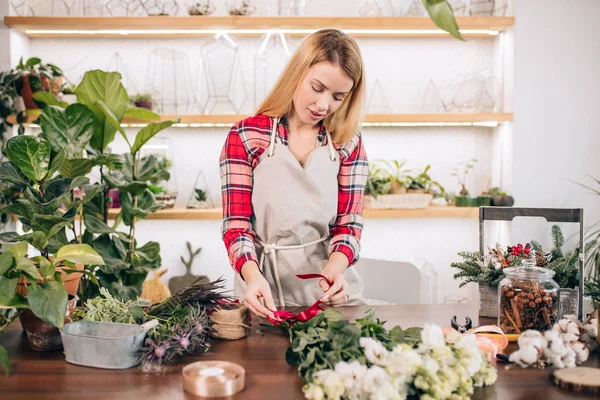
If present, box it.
[303,383,325,400]
[334,360,367,391]
[360,337,390,366]
[313,370,345,400]
[420,324,446,349]
[362,365,391,394]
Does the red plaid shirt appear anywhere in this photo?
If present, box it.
[220,114,368,275]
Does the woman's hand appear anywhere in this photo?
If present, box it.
[241,261,278,319]
[319,253,350,307]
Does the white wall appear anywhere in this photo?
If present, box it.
[512,0,600,256]
[4,0,521,305]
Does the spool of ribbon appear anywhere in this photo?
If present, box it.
[182,361,245,397]
[443,325,509,359]
[267,273,332,326]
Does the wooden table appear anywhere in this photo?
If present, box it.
[0,304,598,399]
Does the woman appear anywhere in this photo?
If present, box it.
[220,29,368,320]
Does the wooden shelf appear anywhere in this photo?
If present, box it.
[4,16,514,38]
[103,206,479,220]
[8,113,513,127]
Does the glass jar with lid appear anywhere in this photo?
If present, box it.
[498,257,560,334]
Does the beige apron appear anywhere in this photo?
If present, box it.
[234,117,365,307]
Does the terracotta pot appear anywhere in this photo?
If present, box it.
[16,262,85,297]
[41,75,63,95]
[19,294,77,352]
[390,181,407,194]
[20,75,39,110]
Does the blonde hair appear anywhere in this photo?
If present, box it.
[256,29,365,145]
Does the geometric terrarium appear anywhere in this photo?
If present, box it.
[201,35,248,114]
[254,33,293,108]
[105,0,146,16]
[139,136,178,209]
[146,48,199,114]
[441,70,502,113]
[187,170,214,209]
[366,79,393,114]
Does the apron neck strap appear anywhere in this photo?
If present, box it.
[326,131,337,162]
[267,117,279,157]
[268,116,337,162]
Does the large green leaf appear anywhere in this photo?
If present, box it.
[33,91,68,108]
[422,0,463,41]
[0,276,17,298]
[47,149,66,179]
[6,135,51,182]
[120,190,162,226]
[96,100,132,149]
[94,154,125,170]
[59,158,95,178]
[131,119,180,155]
[83,214,115,234]
[31,256,53,278]
[45,176,89,201]
[76,70,129,151]
[123,106,160,121]
[39,103,95,158]
[0,162,28,184]
[15,258,41,283]
[19,231,48,251]
[55,244,105,266]
[0,253,14,276]
[3,242,29,259]
[93,235,130,274]
[27,280,68,328]
[0,203,35,222]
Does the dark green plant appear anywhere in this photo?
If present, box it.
[285,308,422,383]
[365,162,392,199]
[130,92,154,104]
[195,189,207,202]
[380,159,411,188]
[451,251,503,288]
[406,164,445,194]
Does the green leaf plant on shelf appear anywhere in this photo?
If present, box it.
[286,308,496,400]
[0,69,179,304]
[365,160,445,210]
[451,225,598,291]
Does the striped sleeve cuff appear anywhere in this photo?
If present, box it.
[329,236,360,267]
[229,236,259,275]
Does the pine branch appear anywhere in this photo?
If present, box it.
[551,225,564,260]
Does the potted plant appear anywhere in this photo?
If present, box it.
[380,159,410,194]
[187,0,216,15]
[451,159,486,207]
[14,57,63,117]
[0,240,103,358]
[405,165,445,195]
[59,82,78,104]
[484,186,515,207]
[226,0,256,15]
[130,92,155,111]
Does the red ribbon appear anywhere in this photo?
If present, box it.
[267,274,331,326]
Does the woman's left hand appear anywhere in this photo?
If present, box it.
[320,264,349,307]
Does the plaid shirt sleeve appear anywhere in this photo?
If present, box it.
[220,122,259,275]
[328,132,368,267]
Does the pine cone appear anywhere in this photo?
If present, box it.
[535,251,547,267]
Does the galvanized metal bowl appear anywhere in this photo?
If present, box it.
[60,319,158,369]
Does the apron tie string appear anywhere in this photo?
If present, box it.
[257,236,328,308]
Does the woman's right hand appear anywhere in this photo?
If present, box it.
[241,261,278,319]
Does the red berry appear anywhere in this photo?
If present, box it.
[524,248,531,254]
